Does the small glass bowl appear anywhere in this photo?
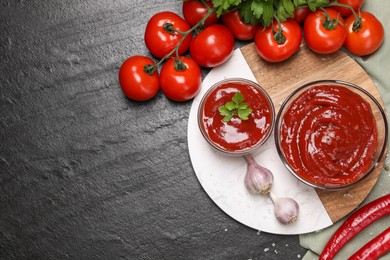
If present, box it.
[275,80,388,190]
[198,78,275,156]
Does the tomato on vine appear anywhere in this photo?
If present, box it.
[344,11,384,56]
[182,0,218,27]
[329,0,364,17]
[160,56,202,102]
[304,8,347,54]
[118,56,159,101]
[190,24,235,68]
[144,11,192,59]
[254,18,302,63]
[222,9,259,41]
[293,6,311,24]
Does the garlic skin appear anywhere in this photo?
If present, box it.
[270,192,299,225]
[244,154,274,195]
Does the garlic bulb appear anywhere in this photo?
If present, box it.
[270,191,299,225]
[243,154,273,195]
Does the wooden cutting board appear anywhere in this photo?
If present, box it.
[240,42,387,223]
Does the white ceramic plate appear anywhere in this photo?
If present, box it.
[187,49,333,235]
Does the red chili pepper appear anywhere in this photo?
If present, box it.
[320,193,390,260]
[348,226,390,260]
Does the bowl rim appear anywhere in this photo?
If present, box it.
[197,77,275,156]
[274,79,389,190]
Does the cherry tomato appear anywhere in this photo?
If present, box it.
[160,56,202,102]
[144,12,192,59]
[254,19,302,62]
[221,9,260,41]
[330,0,364,17]
[304,8,347,54]
[344,11,384,56]
[293,7,311,24]
[190,24,235,68]
[182,0,218,27]
[118,56,159,101]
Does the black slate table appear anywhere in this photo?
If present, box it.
[1,0,308,259]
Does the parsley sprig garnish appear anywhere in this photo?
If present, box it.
[218,92,252,122]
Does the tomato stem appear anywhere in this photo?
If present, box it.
[319,7,340,30]
[156,2,216,70]
[162,22,177,35]
[326,0,361,30]
[351,13,362,32]
[143,64,157,75]
[272,16,286,45]
[294,0,330,11]
[174,58,187,71]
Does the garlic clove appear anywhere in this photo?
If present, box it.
[244,154,274,195]
[272,195,300,225]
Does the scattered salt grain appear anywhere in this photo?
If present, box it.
[272,243,276,247]
[343,192,352,198]
[264,248,270,252]
[224,228,228,232]
[274,249,278,254]
[257,230,261,235]
[297,254,301,258]
[285,244,289,247]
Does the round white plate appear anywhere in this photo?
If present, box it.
[187,49,333,235]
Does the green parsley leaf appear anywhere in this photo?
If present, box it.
[250,0,264,19]
[212,0,326,28]
[218,106,234,122]
[225,101,236,110]
[239,0,257,24]
[283,0,295,14]
[213,0,243,16]
[218,92,252,122]
[232,92,244,104]
[238,107,252,120]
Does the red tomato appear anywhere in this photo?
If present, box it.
[190,24,235,68]
[254,19,302,63]
[221,10,260,41]
[344,11,384,56]
[304,8,347,54]
[293,7,311,24]
[182,0,218,27]
[144,12,191,59]
[330,0,364,17]
[118,56,159,101]
[160,56,202,102]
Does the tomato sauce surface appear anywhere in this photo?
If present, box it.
[279,85,378,187]
[200,81,273,152]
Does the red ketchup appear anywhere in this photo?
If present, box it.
[279,85,378,187]
[199,81,273,153]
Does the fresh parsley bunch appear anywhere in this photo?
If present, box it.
[211,0,330,27]
[218,92,252,122]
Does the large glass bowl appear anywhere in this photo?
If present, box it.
[198,78,275,156]
[275,80,388,190]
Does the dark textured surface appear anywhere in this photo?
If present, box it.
[0,1,307,259]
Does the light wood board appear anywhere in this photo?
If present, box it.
[240,42,387,223]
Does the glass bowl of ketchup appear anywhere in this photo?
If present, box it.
[275,80,388,190]
[198,78,275,156]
